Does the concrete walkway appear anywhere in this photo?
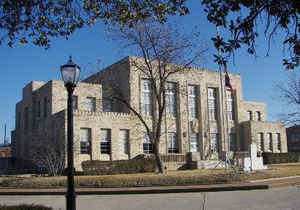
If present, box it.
[1,176,300,195]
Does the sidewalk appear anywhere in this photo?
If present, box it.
[1,176,300,196]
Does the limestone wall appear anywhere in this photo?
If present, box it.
[242,121,287,153]
[72,111,141,170]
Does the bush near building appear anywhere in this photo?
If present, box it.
[262,152,300,164]
[81,155,157,175]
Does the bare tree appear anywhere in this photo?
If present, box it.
[30,138,65,176]
[103,20,207,174]
[276,71,300,125]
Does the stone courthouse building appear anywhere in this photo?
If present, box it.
[11,56,287,170]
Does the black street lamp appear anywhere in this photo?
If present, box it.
[60,56,80,210]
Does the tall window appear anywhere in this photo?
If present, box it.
[32,100,36,127]
[80,128,91,154]
[210,133,219,152]
[226,90,234,121]
[24,107,28,134]
[276,133,281,152]
[190,133,199,152]
[168,132,179,153]
[256,111,261,121]
[103,98,113,112]
[268,133,273,152]
[100,129,111,154]
[166,82,177,117]
[143,132,153,154]
[229,133,237,151]
[43,97,47,117]
[37,101,41,117]
[87,97,96,112]
[72,96,78,110]
[208,88,217,120]
[141,79,153,116]
[119,129,129,155]
[248,111,253,121]
[188,85,198,119]
[17,112,21,129]
[257,133,264,152]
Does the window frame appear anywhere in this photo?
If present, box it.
[189,133,199,152]
[141,79,153,116]
[103,98,113,112]
[168,132,179,153]
[188,85,198,120]
[143,132,154,154]
[276,133,281,152]
[43,97,47,117]
[119,129,129,155]
[100,128,111,154]
[268,133,273,152]
[226,90,235,121]
[248,110,253,121]
[210,133,219,153]
[72,95,78,110]
[229,133,237,152]
[86,97,96,112]
[257,132,264,152]
[166,82,177,117]
[208,88,218,121]
[80,128,91,154]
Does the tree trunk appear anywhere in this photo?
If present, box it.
[154,141,165,174]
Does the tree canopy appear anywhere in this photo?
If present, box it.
[202,0,299,69]
[0,0,188,49]
[1,0,298,69]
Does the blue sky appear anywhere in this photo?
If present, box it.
[0,2,294,143]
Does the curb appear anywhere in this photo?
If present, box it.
[0,184,269,196]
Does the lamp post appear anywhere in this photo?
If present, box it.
[60,56,80,210]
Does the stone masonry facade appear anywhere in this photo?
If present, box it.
[11,56,287,171]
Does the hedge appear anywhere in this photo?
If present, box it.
[81,155,157,175]
[0,205,52,210]
[262,152,300,164]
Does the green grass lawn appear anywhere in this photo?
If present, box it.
[1,163,300,189]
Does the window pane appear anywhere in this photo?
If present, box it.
[101,129,111,154]
[229,133,237,151]
[72,96,78,110]
[87,97,96,112]
[277,133,281,152]
[141,79,153,116]
[208,88,217,120]
[80,128,91,154]
[168,132,179,153]
[268,133,273,152]
[103,98,112,112]
[190,133,199,152]
[24,107,29,134]
[210,133,219,152]
[248,111,253,120]
[257,133,264,152]
[226,90,234,121]
[143,132,153,154]
[188,85,198,119]
[43,97,47,117]
[166,82,177,117]
[256,111,261,121]
[120,129,129,155]
[37,101,41,117]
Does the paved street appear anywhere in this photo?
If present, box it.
[1,186,300,210]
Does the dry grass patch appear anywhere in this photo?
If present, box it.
[1,163,300,188]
